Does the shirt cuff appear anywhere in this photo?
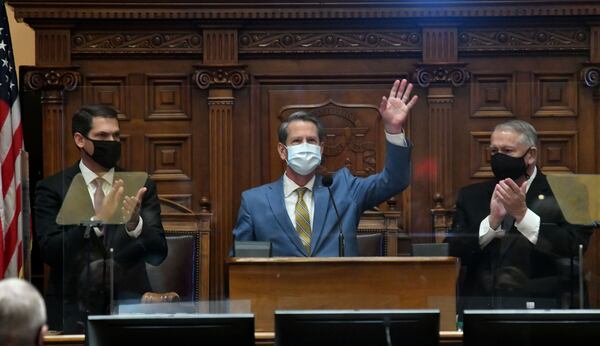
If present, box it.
[126,217,143,238]
[385,131,407,147]
[479,215,505,249]
[515,208,540,245]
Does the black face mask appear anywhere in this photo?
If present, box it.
[490,147,531,181]
[84,137,121,169]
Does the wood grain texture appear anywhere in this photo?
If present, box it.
[228,257,459,332]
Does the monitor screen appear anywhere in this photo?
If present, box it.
[463,309,600,346]
[87,313,255,346]
[275,309,440,346]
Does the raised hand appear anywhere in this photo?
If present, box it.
[378,79,419,134]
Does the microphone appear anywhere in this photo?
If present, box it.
[322,175,345,257]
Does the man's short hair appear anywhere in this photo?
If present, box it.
[72,104,118,137]
[0,279,46,346]
[494,120,538,147]
[278,111,325,144]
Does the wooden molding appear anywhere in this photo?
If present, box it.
[35,29,71,66]
[422,27,458,64]
[591,26,600,63]
[10,1,600,21]
[72,31,202,55]
[203,29,237,65]
[459,27,589,53]
[239,29,421,54]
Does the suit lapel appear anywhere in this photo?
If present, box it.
[310,176,332,253]
[266,178,307,255]
[57,164,95,225]
[526,171,549,207]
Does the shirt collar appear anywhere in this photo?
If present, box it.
[79,160,115,186]
[283,173,316,198]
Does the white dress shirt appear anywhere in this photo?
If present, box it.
[479,166,541,248]
[79,161,143,238]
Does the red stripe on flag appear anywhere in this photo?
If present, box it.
[1,183,22,275]
[0,100,9,128]
[1,122,23,197]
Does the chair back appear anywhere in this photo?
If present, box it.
[146,235,196,301]
[356,232,384,256]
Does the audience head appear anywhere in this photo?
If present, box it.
[0,278,47,346]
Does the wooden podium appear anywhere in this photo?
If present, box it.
[228,257,460,332]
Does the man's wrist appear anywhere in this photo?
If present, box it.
[384,125,404,135]
[514,208,527,223]
[489,216,501,230]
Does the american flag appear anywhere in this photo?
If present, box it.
[0,2,25,279]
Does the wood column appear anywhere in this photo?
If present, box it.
[23,28,80,177]
[580,24,600,307]
[583,25,600,172]
[414,26,470,241]
[193,29,248,298]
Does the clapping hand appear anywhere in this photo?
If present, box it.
[95,179,124,222]
[495,179,528,223]
[122,187,147,230]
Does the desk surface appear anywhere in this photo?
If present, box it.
[45,331,464,346]
[227,256,458,263]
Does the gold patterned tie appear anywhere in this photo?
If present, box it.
[294,187,312,254]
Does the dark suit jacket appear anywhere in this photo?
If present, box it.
[233,141,411,256]
[446,171,591,310]
[34,164,168,332]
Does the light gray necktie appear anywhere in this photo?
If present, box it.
[93,178,105,214]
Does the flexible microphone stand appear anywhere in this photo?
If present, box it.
[322,175,344,257]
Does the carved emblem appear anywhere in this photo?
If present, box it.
[281,100,378,176]
[192,66,249,90]
[24,69,81,91]
[581,65,600,88]
[413,64,470,88]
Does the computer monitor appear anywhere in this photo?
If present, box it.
[87,313,255,346]
[463,309,600,346]
[275,309,440,346]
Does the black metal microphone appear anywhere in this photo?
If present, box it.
[322,175,344,257]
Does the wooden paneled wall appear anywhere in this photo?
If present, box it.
[11,0,600,299]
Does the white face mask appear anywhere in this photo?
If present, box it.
[286,142,322,176]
